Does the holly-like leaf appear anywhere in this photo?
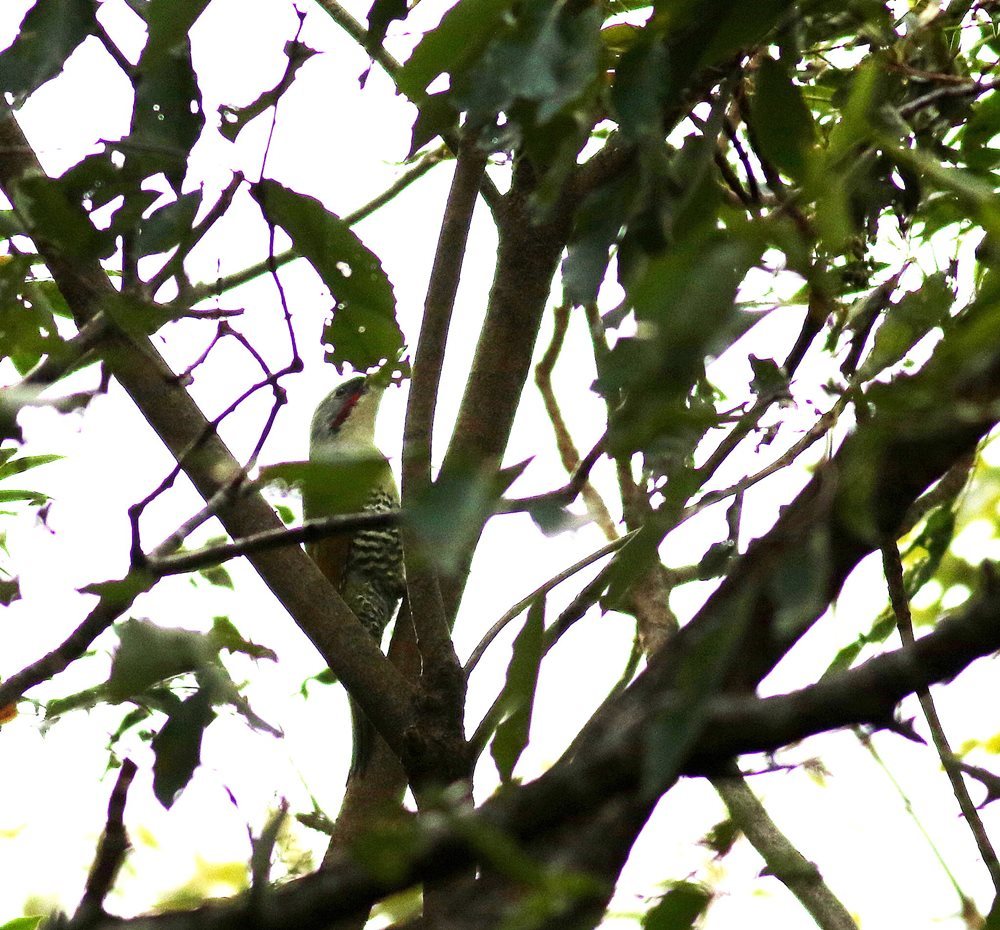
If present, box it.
[251,180,402,371]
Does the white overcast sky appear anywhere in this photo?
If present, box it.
[1,1,999,927]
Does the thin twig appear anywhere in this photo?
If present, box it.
[77,759,139,923]
[712,772,857,930]
[464,533,632,677]
[181,148,448,304]
[881,538,1000,895]
[148,172,245,297]
[533,303,617,539]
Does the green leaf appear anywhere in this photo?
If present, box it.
[366,0,408,53]
[0,0,98,107]
[151,687,215,807]
[491,596,545,782]
[0,452,61,480]
[0,490,48,506]
[107,618,214,703]
[250,180,402,371]
[196,563,233,589]
[0,916,44,930]
[611,36,671,142]
[396,0,516,101]
[859,272,954,378]
[643,881,712,930]
[562,167,639,306]
[136,191,202,258]
[751,56,817,181]
[453,1,603,126]
[0,575,20,606]
[11,175,115,262]
[209,616,277,662]
[127,0,209,190]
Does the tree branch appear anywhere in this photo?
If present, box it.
[0,111,416,771]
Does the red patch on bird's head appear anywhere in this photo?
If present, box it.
[329,381,366,430]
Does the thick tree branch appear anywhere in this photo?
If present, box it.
[401,135,486,786]
[438,161,580,622]
[0,112,416,770]
[59,573,1000,930]
[712,773,857,930]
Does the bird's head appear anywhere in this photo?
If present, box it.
[310,375,385,451]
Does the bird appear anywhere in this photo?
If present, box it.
[304,374,405,779]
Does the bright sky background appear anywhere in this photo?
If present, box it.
[2,1,1000,927]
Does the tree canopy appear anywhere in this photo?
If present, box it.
[3,0,1000,928]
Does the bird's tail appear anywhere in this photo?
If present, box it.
[348,694,376,779]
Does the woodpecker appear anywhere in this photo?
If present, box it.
[305,375,404,778]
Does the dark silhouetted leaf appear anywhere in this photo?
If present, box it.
[0,0,98,107]
[491,596,545,782]
[136,190,202,258]
[151,687,214,807]
[751,56,817,181]
[219,40,317,143]
[251,180,402,372]
[643,881,712,930]
[396,0,515,101]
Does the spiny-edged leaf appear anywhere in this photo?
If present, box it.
[0,0,98,107]
[643,881,712,930]
[209,616,277,662]
[136,190,202,258]
[107,618,215,703]
[151,687,215,807]
[0,452,61,480]
[491,596,545,782]
[751,56,817,181]
[219,40,317,143]
[396,0,516,101]
[859,271,954,378]
[250,180,402,372]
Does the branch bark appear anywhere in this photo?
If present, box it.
[0,112,416,772]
